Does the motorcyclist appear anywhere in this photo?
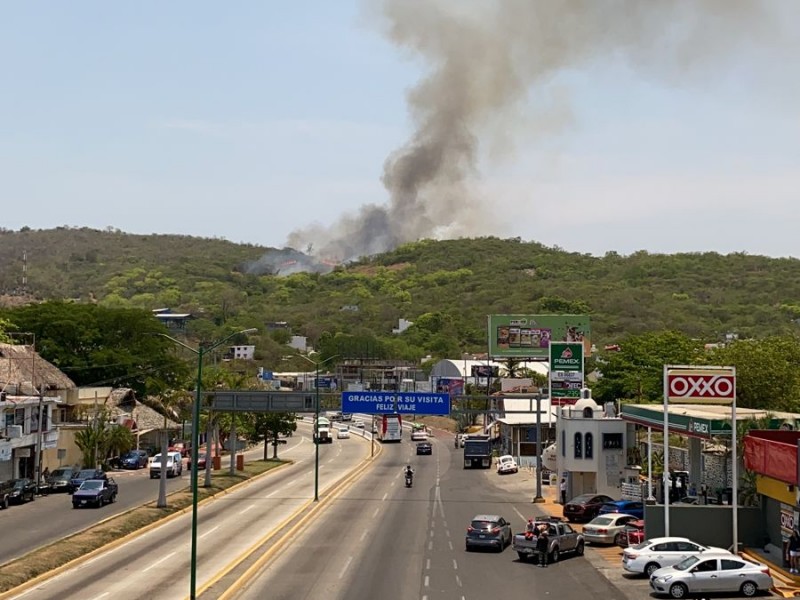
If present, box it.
[404,464,414,482]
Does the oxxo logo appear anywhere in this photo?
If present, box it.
[781,511,795,531]
[667,372,735,400]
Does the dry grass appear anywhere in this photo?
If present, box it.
[0,460,285,593]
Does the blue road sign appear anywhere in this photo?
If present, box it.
[341,391,450,416]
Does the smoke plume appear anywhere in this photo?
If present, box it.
[282,0,781,266]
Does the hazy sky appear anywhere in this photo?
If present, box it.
[2,1,799,258]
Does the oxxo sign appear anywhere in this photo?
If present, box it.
[666,368,736,405]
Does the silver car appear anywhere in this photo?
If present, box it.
[583,513,639,545]
[650,553,772,598]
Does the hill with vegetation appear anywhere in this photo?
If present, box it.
[2,227,800,362]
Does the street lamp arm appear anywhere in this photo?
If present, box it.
[155,332,199,355]
[206,328,258,353]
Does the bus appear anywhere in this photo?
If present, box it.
[377,413,403,443]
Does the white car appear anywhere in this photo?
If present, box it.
[622,537,730,577]
[649,553,773,598]
[583,513,639,545]
[336,426,350,439]
[149,451,183,479]
[354,419,365,429]
[411,429,428,441]
[496,455,518,474]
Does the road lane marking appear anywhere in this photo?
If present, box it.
[448,541,453,550]
[373,507,380,517]
[430,530,434,537]
[238,504,255,515]
[428,540,433,550]
[426,558,430,570]
[391,481,395,487]
[424,575,430,587]
[89,594,110,600]
[199,526,220,540]
[266,490,278,498]
[513,506,528,523]
[455,575,462,587]
[142,551,176,572]
[382,492,388,501]
[360,530,368,541]
[445,530,450,538]
[338,555,353,579]
[453,559,458,570]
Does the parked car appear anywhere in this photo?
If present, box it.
[465,514,512,552]
[650,553,772,598]
[336,426,350,439]
[68,469,107,493]
[622,537,730,577]
[496,455,519,475]
[120,450,149,470]
[0,480,14,509]
[599,500,645,519]
[150,452,183,479]
[616,519,645,547]
[583,513,640,545]
[47,468,77,493]
[8,478,36,504]
[72,478,118,508]
[563,493,615,522]
[512,517,585,563]
[416,441,432,455]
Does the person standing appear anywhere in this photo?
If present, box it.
[560,478,567,504]
[537,526,550,567]
[789,530,800,574]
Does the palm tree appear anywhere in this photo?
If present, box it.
[146,377,191,508]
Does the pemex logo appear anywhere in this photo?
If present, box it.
[554,344,581,367]
[561,348,573,359]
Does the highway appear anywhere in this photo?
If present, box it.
[5,426,369,600]
[230,429,629,600]
[0,438,293,565]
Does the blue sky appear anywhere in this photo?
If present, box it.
[1,1,798,258]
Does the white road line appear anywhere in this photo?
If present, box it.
[456,575,462,587]
[238,504,255,515]
[428,540,433,551]
[89,594,110,600]
[445,530,450,538]
[443,520,447,528]
[288,478,299,486]
[266,489,278,498]
[391,481,395,487]
[373,507,380,517]
[513,506,528,523]
[426,558,430,570]
[382,492,388,501]
[424,575,430,587]
[430,530,434,538]
[448,541,453,550]
[453,559,458,570]
[142,551,176,573]
[199,526,219,540]
[338,555,353,579]
[360,530,368,541]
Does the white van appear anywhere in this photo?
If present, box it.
[149,451,183,479]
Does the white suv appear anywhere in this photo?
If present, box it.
[149,451,184,479]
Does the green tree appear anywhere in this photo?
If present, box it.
[74,409,134,468]
[250,413,297,460]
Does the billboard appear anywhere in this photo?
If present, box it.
[665,367,735,405]
[488,314,591,360]
[436,378,464,396]
[549,342,585,400]
[341,391,450,416]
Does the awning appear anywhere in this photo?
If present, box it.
[0,395,64,407]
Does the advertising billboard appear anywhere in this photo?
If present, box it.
[549,341,585,400]
[488,314,591,360]
[436,378,465,396]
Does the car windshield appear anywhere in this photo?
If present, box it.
[122,451,139,459]
[569,494,596,504]
[674,556,700,571]
[77,470,97,478]
[591,517,615,526]
[80,481,103,490]
[471,520,496,530]
[50,469,71,478]
[12,480,26,489]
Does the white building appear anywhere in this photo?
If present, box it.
[429,359,549,387]
[392,318,414,334]
[288,336,307,352]
[227,345,255,360]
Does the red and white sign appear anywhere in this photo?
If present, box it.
[666,367,735,404]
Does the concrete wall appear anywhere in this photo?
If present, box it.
[643,505,763,549]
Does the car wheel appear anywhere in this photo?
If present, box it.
[98,496,104,508]
[465,544,472,552]
[740,581,758,597]
[614,533,624,546]
[645,562,661,577]
[575,541,585,556]
[550,548,559,563]
[668,582,688,599]
[517,551,528,562]
[111,492,117,503]
[0,497,7,510]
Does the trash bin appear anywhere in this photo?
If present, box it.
[236,454,244,471]
[212,456,221,470]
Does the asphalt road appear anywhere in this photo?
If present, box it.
[5,426,370,600]
[229,428,776,600]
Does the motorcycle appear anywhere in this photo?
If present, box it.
[405,474,413,488]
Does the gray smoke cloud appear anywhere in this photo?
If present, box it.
[283,0,784,266]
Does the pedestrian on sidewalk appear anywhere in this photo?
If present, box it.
[536,526,550,567]
[789,530,800,574]
[560,478,567,504]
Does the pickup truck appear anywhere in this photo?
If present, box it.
[72,478,118,508]
[511,518,585,563]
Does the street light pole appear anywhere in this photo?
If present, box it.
[314,359,320,502]
[533,393,545,503]
[158,328,256,600]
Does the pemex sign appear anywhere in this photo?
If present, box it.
[665,367,736,405]
[549,342,584,400]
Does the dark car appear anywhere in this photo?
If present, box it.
[615,519,645,547]
[68,469,107,493]
[47,468,78,493]
[72,478,118,508]
[120,450,149,470]
[563,493,615,522]
[8,478,36,504]
[416,442,432,455]
[465,514,512,552]
[598,500,644,519]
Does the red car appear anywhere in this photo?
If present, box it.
[562,493,615,523]
[615,519,645,547]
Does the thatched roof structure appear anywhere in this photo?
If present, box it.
[0,343,75,394]
[70,387,179,433]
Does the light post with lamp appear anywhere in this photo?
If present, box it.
[292,353,338,502]
[157,328,257,600]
